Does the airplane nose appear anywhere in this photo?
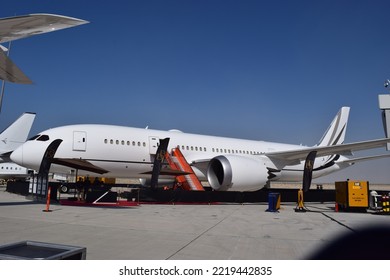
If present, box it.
[10,145,23,166]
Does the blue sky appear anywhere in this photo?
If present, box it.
[2,0,390,183]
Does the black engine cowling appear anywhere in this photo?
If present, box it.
[207,155,270,191]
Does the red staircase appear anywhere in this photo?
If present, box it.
[164,148,204,191]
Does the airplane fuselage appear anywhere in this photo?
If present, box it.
[11,124,347,191]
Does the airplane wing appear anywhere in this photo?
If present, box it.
[190,138,390,171]
[0,13,88,84]
[0,49,32,84]
[51,158,109,175]
[265,138,390,165]
[0,13,89,43]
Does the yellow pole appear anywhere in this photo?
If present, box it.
[295,189,306,212]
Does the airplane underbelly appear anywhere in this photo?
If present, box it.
[93,160,152,178]
[49,160,153,178]
[278,164,341,182]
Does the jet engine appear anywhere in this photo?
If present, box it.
[207,155,270,192]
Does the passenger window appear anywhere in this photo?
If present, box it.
[110,139,113,144]
[116,140,119,145]
[121,140,125,145]
[104,139,108,144]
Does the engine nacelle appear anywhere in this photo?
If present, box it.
[207,155,269,192]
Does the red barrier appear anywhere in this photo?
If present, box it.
[43,186,52,212]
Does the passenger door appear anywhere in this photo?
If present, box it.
[73,131,87,151]
[148,136,159,155]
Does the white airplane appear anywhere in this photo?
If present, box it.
[0,13,89,84]
[9,107,390,191]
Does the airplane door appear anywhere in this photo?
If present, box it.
[73,131,87,151]
[149,136,159,154]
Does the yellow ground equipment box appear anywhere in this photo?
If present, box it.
[335,181,369,210]
[76,176,116,184]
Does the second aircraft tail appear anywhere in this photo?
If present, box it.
[0,112,36,155]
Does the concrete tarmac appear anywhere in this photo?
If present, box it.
[0,188,389,260]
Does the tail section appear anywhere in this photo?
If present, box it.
[0,112,36,154]
[317,107,350,147]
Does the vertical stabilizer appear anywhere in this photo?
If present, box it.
[0,112,36,154]
[317,107,350,147]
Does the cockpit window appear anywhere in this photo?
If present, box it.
[28,135,40,141]
[36,135,50,141]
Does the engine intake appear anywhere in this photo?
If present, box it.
[207,155,269,192]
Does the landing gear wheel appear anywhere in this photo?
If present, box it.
[59,185,68,193]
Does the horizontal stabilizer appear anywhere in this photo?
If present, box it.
[338,153,390,164]
[0,13,89,43]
